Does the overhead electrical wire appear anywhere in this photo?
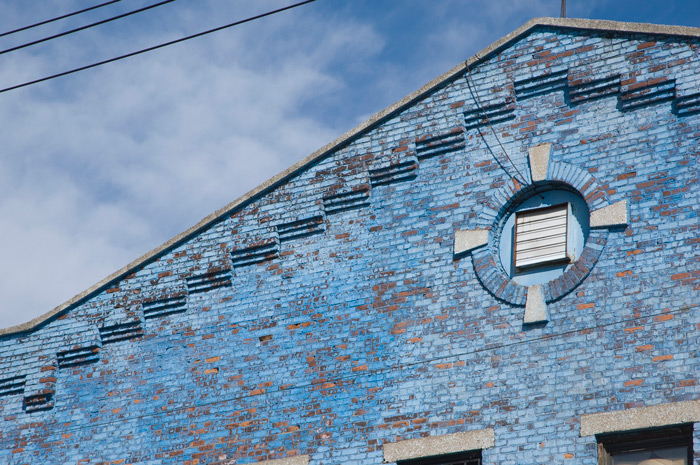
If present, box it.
[0,0,177,56]
[465,59,529,186]
[0,0,123,38]
[0,0,317,95]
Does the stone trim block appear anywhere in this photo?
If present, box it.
[454,229,489,255]
[383,428,495,463]
[528,143,552,182]
[223,456,309,465]
[580,400,700,436]
[262,457,309,465]
[590,200,628,228]
[524,285,548,324]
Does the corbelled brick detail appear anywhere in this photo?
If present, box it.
[1,18,699,465]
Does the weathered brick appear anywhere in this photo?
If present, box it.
[1,18,699,465]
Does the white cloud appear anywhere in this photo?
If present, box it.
[0,1,379,328]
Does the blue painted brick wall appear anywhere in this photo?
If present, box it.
[1,22,699,465]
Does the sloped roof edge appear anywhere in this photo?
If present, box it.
[4,17,700,336]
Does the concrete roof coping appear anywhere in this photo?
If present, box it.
[4,17,700,336]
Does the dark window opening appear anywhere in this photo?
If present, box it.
[597,424,693,465]
[397,451,481,465]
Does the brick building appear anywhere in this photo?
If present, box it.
[1,17,699,465]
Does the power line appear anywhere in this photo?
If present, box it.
[465,59,529,186]
[0,0,317,96]
[0,0,177,57]
[0,0,123,38]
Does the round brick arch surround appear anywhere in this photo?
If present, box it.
[469,160,612,306]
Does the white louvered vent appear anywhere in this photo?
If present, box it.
[514,203,572,270]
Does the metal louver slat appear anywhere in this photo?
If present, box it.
[514,203,571,270]
[517,230,567,245]
[517,216,567,234]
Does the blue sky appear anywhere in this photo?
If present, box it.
[1,0,699,329]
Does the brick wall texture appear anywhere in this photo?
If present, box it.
[1,22,699,465]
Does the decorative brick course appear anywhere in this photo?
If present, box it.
[0,18,698,465]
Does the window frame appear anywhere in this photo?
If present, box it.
[597,424,693,465]
[396,450,481,465]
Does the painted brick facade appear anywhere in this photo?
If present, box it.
[1,18,698,465]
